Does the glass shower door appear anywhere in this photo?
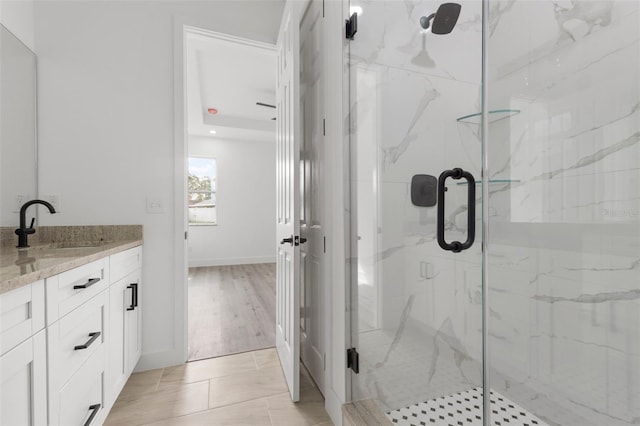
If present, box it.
[348,1,640,425]
[487,1,640,425]
[347,0,486,423]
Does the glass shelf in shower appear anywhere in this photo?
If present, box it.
[456,109,521,124]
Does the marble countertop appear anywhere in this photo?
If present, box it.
[0,239,143,295]
[0,225,143,294]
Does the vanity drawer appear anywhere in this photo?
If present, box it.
[54,345,105,426]
[48,289,107,390]
[0,280,45,356]
[110,246,142,283]
[46,257,109,325]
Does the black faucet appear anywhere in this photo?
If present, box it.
[15,199,56,248]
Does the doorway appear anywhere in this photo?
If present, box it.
[184,29,279,362]
[182,22,328,390]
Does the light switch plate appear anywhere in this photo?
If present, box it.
[13,194,29,213]
[146,197,165,214]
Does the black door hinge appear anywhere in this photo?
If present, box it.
[347,348,359,374]
[345,12,358,40]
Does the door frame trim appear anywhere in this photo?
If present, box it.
[322,0,351,420]
[172,21,276,367]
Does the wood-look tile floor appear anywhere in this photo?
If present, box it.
[188,264,276,361]
[105,348,333,426]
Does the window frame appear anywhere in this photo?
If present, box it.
[187,156,217,226]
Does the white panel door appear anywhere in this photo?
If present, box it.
[275,3,301,402]
[299,0,325,394]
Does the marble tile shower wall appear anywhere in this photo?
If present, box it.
[487,1,639,425]
[351,0,639,422]
[350,0,486,402]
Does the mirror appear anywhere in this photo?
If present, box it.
[0,24,37,226]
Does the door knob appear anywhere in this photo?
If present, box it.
[280,236,294,246]
[299,237,307,244]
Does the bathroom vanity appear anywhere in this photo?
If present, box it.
[0,226,143,425]
[0,22,144,426]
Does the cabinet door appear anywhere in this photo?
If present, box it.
[107,277,127,408]
[107,269,141,406]
[125,270,141,375]
[0,330,47,426]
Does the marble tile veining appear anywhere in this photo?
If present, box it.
[350,0,640,426]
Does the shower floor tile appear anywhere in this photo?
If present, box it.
[355,323,483,411]
[386,387,549,426]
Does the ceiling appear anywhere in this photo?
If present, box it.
[187,31,277,142]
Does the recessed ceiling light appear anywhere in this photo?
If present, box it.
[209,130,217,134]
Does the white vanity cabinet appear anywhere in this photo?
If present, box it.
[0,244,142,425]
[47,290,108,426]
[45,256,111,426]
[45,245,142,426]
[106,247,142,408]
[0,280,47,426]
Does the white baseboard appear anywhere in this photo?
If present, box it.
[188,256,276,267]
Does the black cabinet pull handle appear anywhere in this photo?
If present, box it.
[73,277,101,290]
[74,332,101,350]
[126,283,138,311]
[280,235,294,246]
[437,168,476,253]
[83,404,101,426]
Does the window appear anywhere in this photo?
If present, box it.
[188,157,217,225]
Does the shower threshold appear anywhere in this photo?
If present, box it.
[387,387,549,426]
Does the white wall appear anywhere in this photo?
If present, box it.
[0,0,35,52]
[33,0,284,370]
[188,136,275,266]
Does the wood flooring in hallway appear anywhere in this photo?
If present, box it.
[187,263,276,361]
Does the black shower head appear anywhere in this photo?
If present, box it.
[420,3,462,35]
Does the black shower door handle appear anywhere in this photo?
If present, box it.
[437,168,475,253]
